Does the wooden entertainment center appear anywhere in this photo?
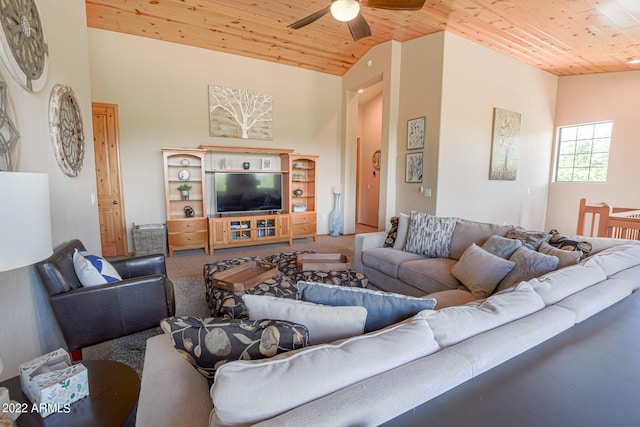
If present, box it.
[162,145,318,255]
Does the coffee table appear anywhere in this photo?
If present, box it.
[0,360,139,427]
[205,251,368,319]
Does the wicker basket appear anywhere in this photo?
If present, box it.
[133,223,167,256]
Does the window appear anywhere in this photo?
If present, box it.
[555,121,613,182]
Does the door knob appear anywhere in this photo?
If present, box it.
[113,200,119,205]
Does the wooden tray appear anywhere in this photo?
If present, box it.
[296,253,350,271]
[210,261,278,292]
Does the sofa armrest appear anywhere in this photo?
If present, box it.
[49,276,171,351]
[137,334,212,427]
[111,254,167,279]
[354,231,388,272]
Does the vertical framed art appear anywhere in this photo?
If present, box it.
[405,152,423,183]
[407,116,426,150]
[489,108,521,181]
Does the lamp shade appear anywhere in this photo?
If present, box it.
[0,172,52,272]
[330,0,360,22]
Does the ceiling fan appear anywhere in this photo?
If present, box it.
[288,0,426,41]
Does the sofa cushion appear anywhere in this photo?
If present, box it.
[160,316,309,380]
[393,212,411,250]
[554,278,632,323]
[528,258,607,305]
[482,235,522,259]
[504,228,552,250]
[404,212,457,258]
[362,247,425,278]
[590,243,640,276]
[419,282,546,347]
[72,248,122,286]
[397,257,461,294]
[427,289,478,309]
[538,241,581,269]
[210,315,440,426]
[242,294,367,344]
[297,281,436,333]
[450,219,514,260]
[451,244,516,299]
[495,246,559,293]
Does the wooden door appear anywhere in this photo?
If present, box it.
[92,103,128,256]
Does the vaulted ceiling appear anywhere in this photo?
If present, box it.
[86,0,640,77]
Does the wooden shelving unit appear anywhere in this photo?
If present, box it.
[162,148,209,256]
[281,153,319,241]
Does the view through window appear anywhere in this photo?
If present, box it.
[555,121,613,182]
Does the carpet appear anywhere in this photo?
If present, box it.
[82,275,209,376]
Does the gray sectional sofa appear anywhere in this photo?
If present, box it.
[136,217,640,427]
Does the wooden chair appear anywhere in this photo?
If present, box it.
[576,198,611,237]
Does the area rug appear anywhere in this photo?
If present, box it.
[82,275,209,377]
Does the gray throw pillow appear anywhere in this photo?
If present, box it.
[403,212,457,258]
[538,241,581,269]
[495,246,559,292]
[482,235,523,259]
[451,244,516,298]
[297,281,436,333]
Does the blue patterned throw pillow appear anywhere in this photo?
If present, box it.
[403,212,457,258]
[72,248,122,286]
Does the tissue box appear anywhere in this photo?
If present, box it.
[19,349,89,417]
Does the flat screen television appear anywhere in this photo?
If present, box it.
[214,172,283,214]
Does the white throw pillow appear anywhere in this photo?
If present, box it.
[242,294,367,344]
[72,249,122,287]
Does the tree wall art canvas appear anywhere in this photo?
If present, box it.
[208,85,273,140]
[489,107,521,181]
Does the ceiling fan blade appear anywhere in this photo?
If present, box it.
[361,0,426,10]
[348,13,372,41]
[288,6,330,29]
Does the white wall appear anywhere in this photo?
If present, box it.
[437,33,558,229]
[0,0,100,380]
[357,93,382,226]
[395,33,445,216]
[546,70,640,234]
[88,29,342,242]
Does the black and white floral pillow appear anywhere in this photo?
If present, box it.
[161,316,310,380]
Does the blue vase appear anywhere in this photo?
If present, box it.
[329,193,342,237]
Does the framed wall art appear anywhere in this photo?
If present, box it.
[405,152,423,183]
[489,107,521,181]
[407,116,425,150]
[208,85,273,140]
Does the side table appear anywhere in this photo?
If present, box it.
[0,360,140,427]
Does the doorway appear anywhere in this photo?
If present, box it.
[355,82,383,230]
[91,103,128,256]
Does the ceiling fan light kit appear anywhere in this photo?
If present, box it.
[289,0,425,41]
[331,0,361,22]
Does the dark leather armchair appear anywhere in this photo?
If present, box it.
[35,239,175,360]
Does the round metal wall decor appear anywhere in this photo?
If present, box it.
[49,84,84,177]
[0,0,48,91]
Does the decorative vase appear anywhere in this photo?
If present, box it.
[329,192,342,237]
[181,190,190,201]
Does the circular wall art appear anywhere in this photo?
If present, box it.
[0,0,48,91]
[49,84,84,177]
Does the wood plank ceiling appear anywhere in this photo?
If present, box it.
[86,0,640,77]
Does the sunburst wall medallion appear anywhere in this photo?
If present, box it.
[49,84,84,177]
[0,0,48,91]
